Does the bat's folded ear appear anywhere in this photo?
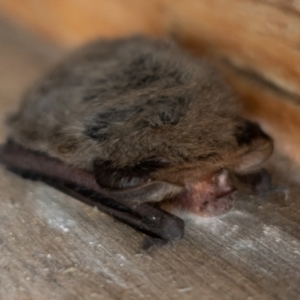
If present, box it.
[94,157,173,190]
[233,121,273,174]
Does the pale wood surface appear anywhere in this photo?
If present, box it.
[1,19,300,300]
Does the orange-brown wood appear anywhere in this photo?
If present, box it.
[163,0,300,96]
[0,0,165,47]
[1,0,300,95]
[219,65,300,164]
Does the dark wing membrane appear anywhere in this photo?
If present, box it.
[94,157,173,189]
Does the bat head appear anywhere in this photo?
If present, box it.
[94,115,273,219]
[155,120,273,219]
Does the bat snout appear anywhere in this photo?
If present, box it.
[162,169,237,219]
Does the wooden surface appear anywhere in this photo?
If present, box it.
[1,19,300,300]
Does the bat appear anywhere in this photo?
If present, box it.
[0,36,273,248]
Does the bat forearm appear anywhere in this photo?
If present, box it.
[0,141,185,247]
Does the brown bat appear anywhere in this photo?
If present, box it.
[0,36,273,248]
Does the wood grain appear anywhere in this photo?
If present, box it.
[0,18,300,300]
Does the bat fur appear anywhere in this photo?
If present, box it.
[1,36,273,245]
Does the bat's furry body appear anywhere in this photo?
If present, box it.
[5,36,273,226]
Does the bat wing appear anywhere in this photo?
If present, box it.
[0,141,184,249]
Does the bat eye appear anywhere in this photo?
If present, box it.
[94,157,173,190]
[233,121,273,173]
[235,121,269,146]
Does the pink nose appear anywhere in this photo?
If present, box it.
[173,169,237,217]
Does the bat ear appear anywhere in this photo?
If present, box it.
[94,157,173,189]
[233,121,273,173]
